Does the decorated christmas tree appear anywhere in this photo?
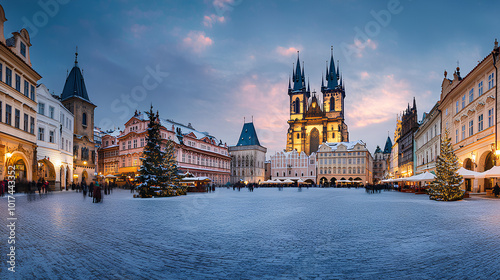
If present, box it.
[136,105,181,197]
[428,129,464,201]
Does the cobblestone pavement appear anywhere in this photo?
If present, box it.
[1,188,500,279]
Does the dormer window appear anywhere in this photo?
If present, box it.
[20,42,26,57]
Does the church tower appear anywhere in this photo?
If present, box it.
[61,50,97,184]
[321,46,348,142]
[288,51,310,120]
[286,47,349,155]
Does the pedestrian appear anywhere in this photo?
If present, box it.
[494,183,500,198]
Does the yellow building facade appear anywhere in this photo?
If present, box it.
[439,40,499,192]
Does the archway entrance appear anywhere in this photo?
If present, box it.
[309,128,320,155]
[82,170,88,184]
[464,158,473,192]
[330,177,337,187]
[60,166,65,191]
[484,152,496,190]
[319,177,328,186]
[66,167,70,190]
[37,159,56,191]
[13,159,27,180]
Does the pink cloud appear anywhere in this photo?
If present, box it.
[346,74,413,128]
[276,46,300,57]
[183,31,213,53]
[226,75,290,155]
[203,14,226,28]
[348,39,378,58]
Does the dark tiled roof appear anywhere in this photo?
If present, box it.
[61,65,90,101]
[383,136,392,154]
[236,122,261,146]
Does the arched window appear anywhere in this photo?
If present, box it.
[294,97,300,113]
[292,101,296,113]
[82,113,87,126]
[330,96,335,111]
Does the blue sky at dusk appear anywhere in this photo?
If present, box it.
[3,0,500,156]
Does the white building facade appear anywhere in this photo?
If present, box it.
[316,140,373,185]
[36,84,73,190]
[414,102,441,176]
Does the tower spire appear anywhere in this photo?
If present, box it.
[327,46,338,89]
[293,51,303,90]
[74,46,79,66]
[288,75,291,89]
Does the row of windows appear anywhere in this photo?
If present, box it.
[0,101,35,133]
[455,109,493,143]
[182,153,230,169]
[319,167,365,175]
[319,152,364,157]
[454,73,494,115]
[0,63,36,101]
[319,157,365,165]
[121,138,145,150]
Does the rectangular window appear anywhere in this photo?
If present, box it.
[469,120,473,137]
[445,108,448,116]
[49,106,54,119]
[478,114,484,132]
[20,42,26,57]
[23,113,28,132]
[5,104,11,125]
[489,73,495,90]
[15,74,20,92]
[122,157,125,167]
[0,63,2,82]
[133,139,137,148]
[128,141,131,149]
[489,108,494,127]
[30,117,34,134]
[24,81,29,97]
[122,142,126,150]
[455,129,458,143]
[38,103,45,115]
[14,109,20,129]
[479,81,483,96]
[5,67,12,86]
[461,95,465,109]
[39,127,45,141]
[49,130,54,143]
[0,101,2,122]
[140,138,144,147]
[61,137,64,149]
[468,88,474,103]
[455,101,459,114]
[461,125,465,140]
[30,85,35,101]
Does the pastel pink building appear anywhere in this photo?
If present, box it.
[99,111,231,185]
[270,150,317,183]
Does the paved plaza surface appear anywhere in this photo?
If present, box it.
[1,188,500,279]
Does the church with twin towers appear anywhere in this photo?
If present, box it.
[286,47,349,155]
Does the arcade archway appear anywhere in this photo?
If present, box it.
[37,159,56,190]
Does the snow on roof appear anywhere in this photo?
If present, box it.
[320,140,366,151]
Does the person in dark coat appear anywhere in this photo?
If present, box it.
[494,183,500,198]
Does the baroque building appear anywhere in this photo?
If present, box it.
[286,48,349,155]
[0,4,41,182]
[109,111,231,185]
[229,122,267,184]
[389,116,402,178]
[61,51,97,184]
[270,149,316,183]
[439,39,499,192]
[316,140,373,186]
[36,84,74,190]
[414,101,441,177]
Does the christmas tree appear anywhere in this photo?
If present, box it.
[428,129,464,201]
[136,105,181,197]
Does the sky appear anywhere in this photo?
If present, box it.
[3,0,500,158]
